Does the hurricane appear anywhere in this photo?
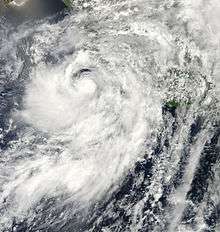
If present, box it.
[0,0,219,231]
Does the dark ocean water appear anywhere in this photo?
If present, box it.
[0,0,66,24]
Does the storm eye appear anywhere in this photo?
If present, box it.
[73,68,92,79]
[70,68,93,84]
[69,68,97,96]
[78,68,92,74]
[120,88,126,96]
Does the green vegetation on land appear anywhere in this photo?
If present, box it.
[63,0,72,8]
[165,100,180,109]
[165,99,192,110]
[3,0,13,5]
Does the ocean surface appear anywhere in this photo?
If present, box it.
[0,0,219,231]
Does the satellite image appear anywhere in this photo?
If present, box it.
[0,0,219,231]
